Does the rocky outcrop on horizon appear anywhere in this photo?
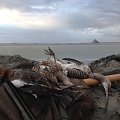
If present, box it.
[91,39,100,43]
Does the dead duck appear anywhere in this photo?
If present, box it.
[62,57,111,111]
[44,47,111,111]
[33,59,73,86]
[62,58,111,111]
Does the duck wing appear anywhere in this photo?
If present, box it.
[62,58,92,74]
[62,58,84,65]
[67,68,89,79]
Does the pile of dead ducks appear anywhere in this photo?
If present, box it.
[0,47,112,119]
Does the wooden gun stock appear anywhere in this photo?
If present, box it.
[84,74,120,86]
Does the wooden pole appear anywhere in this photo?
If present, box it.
[83,74,120,86]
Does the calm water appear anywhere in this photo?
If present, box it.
[0,43,120,64]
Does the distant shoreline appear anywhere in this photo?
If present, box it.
[0,42,120,46]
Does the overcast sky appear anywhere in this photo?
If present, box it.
[0,0,120,43]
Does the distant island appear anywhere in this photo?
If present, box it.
[91,39,100,44]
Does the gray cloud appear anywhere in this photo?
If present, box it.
[0,0,120,43]
[0,0,120,28]
[0,27,78,43]
[56,0,120,30]
[0,0,64,12]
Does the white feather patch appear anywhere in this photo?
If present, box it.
[32,94,38,99]
[11,79,27,88]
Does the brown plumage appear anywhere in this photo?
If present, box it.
[0,67,95,120]
[38,60,74,86]
[44,47,111,111]
[0,69,9,86]
[32,48,74,87]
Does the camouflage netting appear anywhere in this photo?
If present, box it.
[89,54,120,75]
[89,54,120,120]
